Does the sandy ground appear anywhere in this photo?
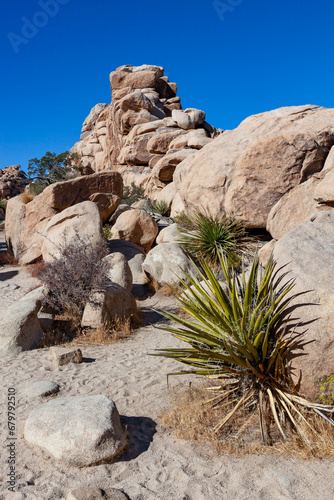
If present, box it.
[1,230,334,500]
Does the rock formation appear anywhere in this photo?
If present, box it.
[70,64,221,202]
[0,165,28,199]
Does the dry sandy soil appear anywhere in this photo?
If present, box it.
[1,230,334,500]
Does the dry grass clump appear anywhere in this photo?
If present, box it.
[160,381,334,459]
[20,191,35,204]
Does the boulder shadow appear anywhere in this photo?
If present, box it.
[118,415,157,461]
[0,270,19,281]
[81,357,96,363]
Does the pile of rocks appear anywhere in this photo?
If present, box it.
[71,64,222,207]
[0,164,28,199]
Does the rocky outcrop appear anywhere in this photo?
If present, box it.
[0,165,28,199]
[5,171,122,265]
[109,209,158,252]
[70,65,221,201]
[173,105,334,228]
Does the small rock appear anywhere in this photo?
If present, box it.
[50,347,83,366]
[67,487,128,500]
[25,381,60,398]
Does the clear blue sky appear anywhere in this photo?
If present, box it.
[1,0,333,172]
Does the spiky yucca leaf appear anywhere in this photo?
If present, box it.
[155,251,334,444]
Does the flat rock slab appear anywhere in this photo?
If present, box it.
[24,395,127,466]
[50,347,83,366]
[25,381,60,398]
[67,487,128,500]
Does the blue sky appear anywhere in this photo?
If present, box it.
[1,0,333,172]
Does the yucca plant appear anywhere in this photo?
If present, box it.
[152,200,170,217]
[176,209,253,268]
[155,251,334,445]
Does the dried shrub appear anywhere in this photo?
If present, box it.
[27,260,46,279]
[38,232,109,322]
[20,191,35,204]
[122,182,145,206]
[160,381,334,459]
[0,250,19,266]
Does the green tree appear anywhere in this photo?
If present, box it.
[27,151,82,194]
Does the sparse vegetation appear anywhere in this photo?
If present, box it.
[20,191,35,204]
[318,375,334,406]
[175,209,254,268]
[0,199,7,212]
[38,232,109,322]
[103,225,112,241]
[122,182,145,206]
[27,151,82,194]
[152,200,170,216]
[156,250,334,447]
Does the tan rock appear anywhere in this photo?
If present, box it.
[147,129,186,154]
[258,240,276,268]
[170,192,185,218]
[110,209,158,252]
[41,201,104,262]
[103,252,133,291]
[156,224,179,244]
[174,105,334,228]
[267,176,323,239]
[273,211,334,399]
[50,347,83,366]
[81,284,137,328]
[153,182,177,207]
[314,167,334,204]
[151,149,196,183]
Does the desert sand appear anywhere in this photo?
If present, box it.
[1,231,334,500]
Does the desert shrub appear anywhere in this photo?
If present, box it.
[152,200,170,217]
[0,199,7,212]
[156,251,334,446]
[318,375,334,406]
[0,250,19,266]
[175,209,254,268]
[103,225,112,241]
[28,180,48,196]
[122,182,145,206]
[38,232,109,321]
[20,191,35,204]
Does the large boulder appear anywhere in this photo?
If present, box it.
[81,284,137,329]
[174,105,334,228]
[273,211,334,399]
[41,201,104,262]
[24,395,126,466]
[142,242,195,285]
[0,297,44,356]
[5,171,122,265]
[109,209,158,252]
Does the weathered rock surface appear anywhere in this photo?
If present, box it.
[156,223,180,244]
[107,240,149,285]
[267,176,323,239]
[273,211,334,398]
[0,165,28,199]
[25,381,60,398]
[70,64,219,200]
[103,252,133,292]
[0,297,43,356]
[5,171,122,265]
[174,105,334,228]
[50,347,83,366]
[109,209,158,252]
[41,201,104,262]
[24,395,126,466]
[142,242,195,285]
[81,284,137,328]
